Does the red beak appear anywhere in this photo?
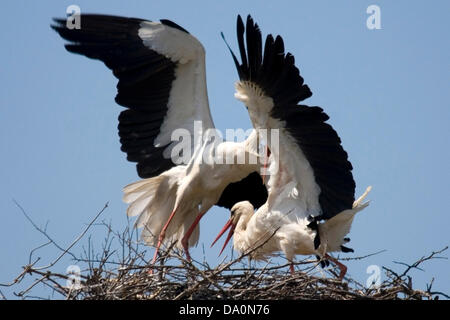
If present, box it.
[210,219,236,256]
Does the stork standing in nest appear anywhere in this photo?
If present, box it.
[212,16,372,280]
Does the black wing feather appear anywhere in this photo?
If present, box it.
[228,15,355,220]
[51,14,178,178]
[217,172,268,210]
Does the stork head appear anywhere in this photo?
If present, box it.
[211,201,254,255]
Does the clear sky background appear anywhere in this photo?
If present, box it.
[1,0,449,299]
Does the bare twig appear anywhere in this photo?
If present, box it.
[34,202,109,271]
[13,199,77,261]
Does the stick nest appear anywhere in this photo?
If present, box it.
[1,203,448,300]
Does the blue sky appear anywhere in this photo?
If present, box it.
[1,0,449,298]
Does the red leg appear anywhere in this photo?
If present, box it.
[325,254,347,280]
[150,207,179,269]
[289,263,295,274]
[181,211,206,261]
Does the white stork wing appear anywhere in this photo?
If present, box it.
[225,15,355,221]
[52,14,214,178]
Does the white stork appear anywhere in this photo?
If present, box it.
[213,189,371,279]
[210,16,372,279]
[51,15,268,264]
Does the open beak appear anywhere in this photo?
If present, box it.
[210,219,236,256]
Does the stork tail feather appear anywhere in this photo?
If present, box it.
[123,167,200,249]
